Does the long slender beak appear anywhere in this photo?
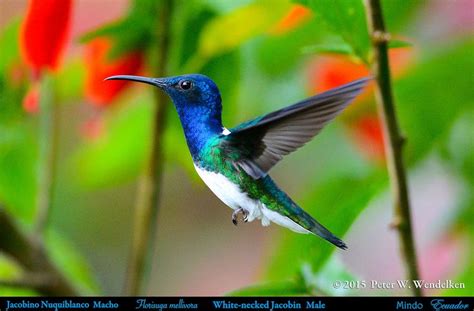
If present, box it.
[105,75,167,88]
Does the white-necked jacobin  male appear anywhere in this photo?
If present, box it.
[106,74,370,249]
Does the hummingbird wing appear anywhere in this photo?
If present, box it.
[224,77,370,179]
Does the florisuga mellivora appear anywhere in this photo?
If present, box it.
[106,74,370,249]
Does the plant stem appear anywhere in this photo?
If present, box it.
[124,0,174,295]
[34,74,59,238]
[364,0,422,296]
[0,206,78,296]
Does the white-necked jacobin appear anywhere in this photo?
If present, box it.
[106,74,370,249]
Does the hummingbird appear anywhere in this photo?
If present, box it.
[106,74,369,249]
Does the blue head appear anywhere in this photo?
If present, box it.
[106,74,223,158]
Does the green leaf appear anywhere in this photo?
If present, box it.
[388,39,412,49]
[227,279,309,296]
[298,0,370,62]
[302,41,354,56]
[266,173,383,280]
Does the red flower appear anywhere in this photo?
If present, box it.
[308,56,370,95]
[349,114,386,163]
[81,116,105,140]
[84,38,144,107]
[308,49,413,94]
[308,49,414,163]
[270,4,312,35]
[22,83,40,114]
[21,0,72,75]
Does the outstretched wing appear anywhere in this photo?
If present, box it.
[222,77,370,179]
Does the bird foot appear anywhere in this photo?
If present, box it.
[232,208,249,226]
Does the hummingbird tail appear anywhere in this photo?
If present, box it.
[309,219,348,250]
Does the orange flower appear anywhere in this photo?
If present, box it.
[84,38,144,107]
[21,0,72,76]
[270,4,312,35]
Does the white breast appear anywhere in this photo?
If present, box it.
[193,165,311,233]
[194,165,262,221]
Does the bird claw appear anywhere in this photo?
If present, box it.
[232,208,249,226]
[232,209,240,226]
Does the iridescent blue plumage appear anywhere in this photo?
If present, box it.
[159,74,224,158]
[105,73,370,249]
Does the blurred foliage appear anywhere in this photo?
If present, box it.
[266,173,383,280]
[0,226,99,295]
[0,0,472,296]
[300,258,359,296]
[71,95,153,188]
[397,40,474,165]
[56,58,86,102]
[257,14,329,76]
[227,279,308,296]
[80,0,160,59]
[0,120,37,222]
[45,230,101,294]
[445,110,474,186]
[0,17,38,221]
[297,0,370,62]
[0,19,21,74]
[381,0,425,33]
[184,0,290,71]
[0,255,37,296]
[440,109,474,296]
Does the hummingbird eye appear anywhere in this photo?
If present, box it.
[178,80,193,90]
